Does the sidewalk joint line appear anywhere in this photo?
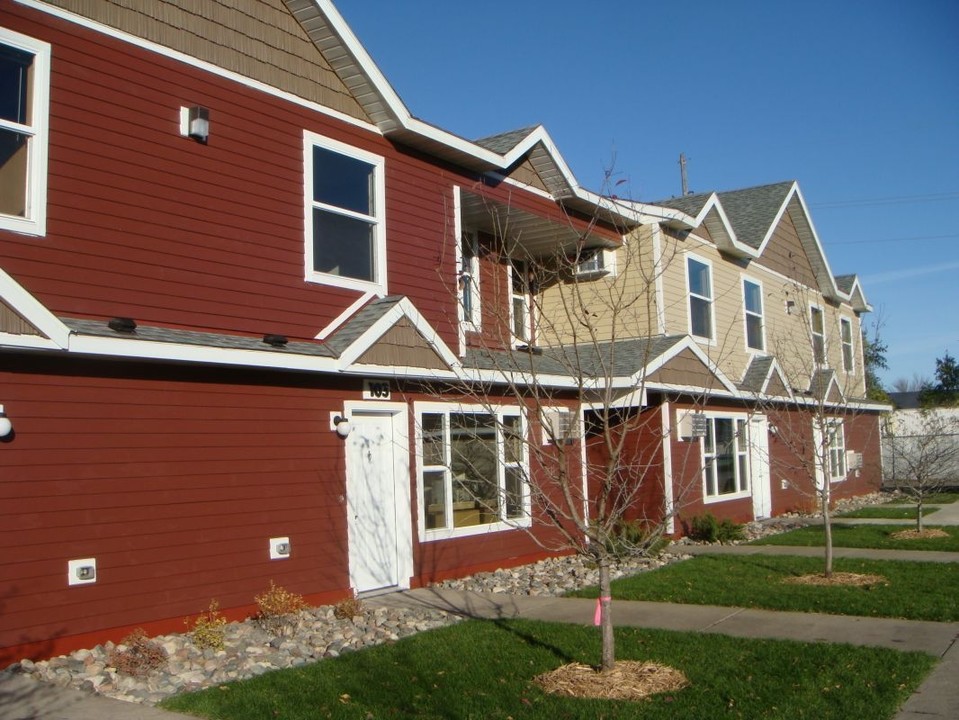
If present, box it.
[702,607,746,630]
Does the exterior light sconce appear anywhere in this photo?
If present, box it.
[180,105,210,143]
[332,414,352,438]
[68,558,97,586]
[769,424,778,436]
[269,537,291,560]
[0,405,12,438]
[784,300,795,315]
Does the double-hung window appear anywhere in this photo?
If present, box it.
[826,420,846,482]
[703,416,749,499]
[810,305,826,365]
[304,132,385,292]
[743,278,764,352]
[840,317,854,372]
[459,231,480,327]
[511,260,531,344]
[687,256,713,340]
[418,406,528,538]
[0,28,50,236]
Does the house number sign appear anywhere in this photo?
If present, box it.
[363,379,392,400]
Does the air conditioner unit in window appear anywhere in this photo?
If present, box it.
[543,409,579,445]
[575,250,606,277]
[845,450,864,470]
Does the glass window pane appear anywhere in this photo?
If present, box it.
[738,454,748,492]
[312,145,374,215]
[746,315,763,350]
[813,335,825,363]
[811,307,824,334]
[423,470,447,530]
[512,297,527,340]
[450,414,499,526]
[690,296,711,338]
[0,46,32,124]
[503,415,522,464]
[744,281,762,314]
[505,467,524,519]
[422,414,445,466]
[312,209,374,281]
[704,418,714,453]
[0,127,27,216]
[688,259,710,298]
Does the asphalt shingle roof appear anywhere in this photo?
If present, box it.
[473,126,538,154]
[653,191,713,218]
[834,274,856,294]
[322,295,404,356]
[715,181,794,249]
[739,355,774,393]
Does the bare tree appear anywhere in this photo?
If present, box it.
[421,189,719,671]
[891,374,931,394]
[883,408,959,532]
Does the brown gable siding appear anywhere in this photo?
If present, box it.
[758,209,819,289]
[647,348,720,388]
[506,157,550,193]
[41,0,371,123]
[692,222,713,244]
[764,370,790,397]
[0,300,44,336]
[355,317,450,370]
[826,382,842,404]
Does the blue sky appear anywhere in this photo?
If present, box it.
[337,1,959,388]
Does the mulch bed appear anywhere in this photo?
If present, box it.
[782,572,888,587]
[890,529,949,540]
[533,660,689,701]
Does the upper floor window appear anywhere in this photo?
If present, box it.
[743,278,764,352]
[418,406,528,539]
[0,28,50,236]
[304,132,385,292]
[575,248,613,278]
[511,259,532,345]
[840,317,854,372]
[687,256,713,340]
[459,231,480,327]
[810,305,826,364]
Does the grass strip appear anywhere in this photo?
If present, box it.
[752,524,959,551]
[160,619,934,720]
[572,555,959,621]
[839,506,938,519]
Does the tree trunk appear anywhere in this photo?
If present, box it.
[598,557,615,672]
[917,496,924,533]
[822,490,833,578]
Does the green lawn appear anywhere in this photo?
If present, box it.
[838,506,938,519]
[887,492,959,505]
[572,555,959,621]
[160,619,934,720]
[752,524,959,552]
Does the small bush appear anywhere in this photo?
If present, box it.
[605,520,665,560]
[255,581,306,637]
[108,628,168,677]
[333,596,364,620]
[687,513,744,543]
[185,599,228,650]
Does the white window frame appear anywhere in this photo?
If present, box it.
[742,276,765,352]
[509,259,532,346]
[458,229,481,329]
[686,253,715,343]
[840,316,854,373]
[700,412,751,503]
[303,131,386,294]
[415,403,530,541]
[0,27,50,237]
[810,303,826,366]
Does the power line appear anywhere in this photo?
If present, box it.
[829,233,959,246]
[811,191,959,209]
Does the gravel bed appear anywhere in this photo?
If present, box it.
[4,492,889,706]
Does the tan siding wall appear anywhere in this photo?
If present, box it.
[42,0,371,123]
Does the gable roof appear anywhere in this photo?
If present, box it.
[738,355,793,399]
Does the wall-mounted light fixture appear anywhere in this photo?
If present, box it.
[784,300,795,315]
[179,105,211,143]
[269,537,291,560]
[332,414,352,438]
[68,558,97,586]
[0,406,12,439]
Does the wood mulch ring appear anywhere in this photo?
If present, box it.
[890,528,950,540]
[533,660,689,701]
[782,572,888,587]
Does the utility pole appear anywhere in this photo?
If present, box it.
[679,152,689,196]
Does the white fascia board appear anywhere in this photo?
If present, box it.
[645,382,740,400]
[586,387,647,411]
[459,367,586,390]
[315,291,377,340]
[66,334,341,373]
[18,0,381,134]
[0,268,70,347]
[0,333,63,351]
[345,363,460,381]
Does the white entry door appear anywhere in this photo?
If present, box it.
[346,412,401,594]
[749,415,772,519]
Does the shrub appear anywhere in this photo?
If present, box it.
[255,581,306,637]
[108,628,168,677]
[605,520,665,560]
[333,596,364,620]
[687,513,744,543]
[185,599,228,650]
